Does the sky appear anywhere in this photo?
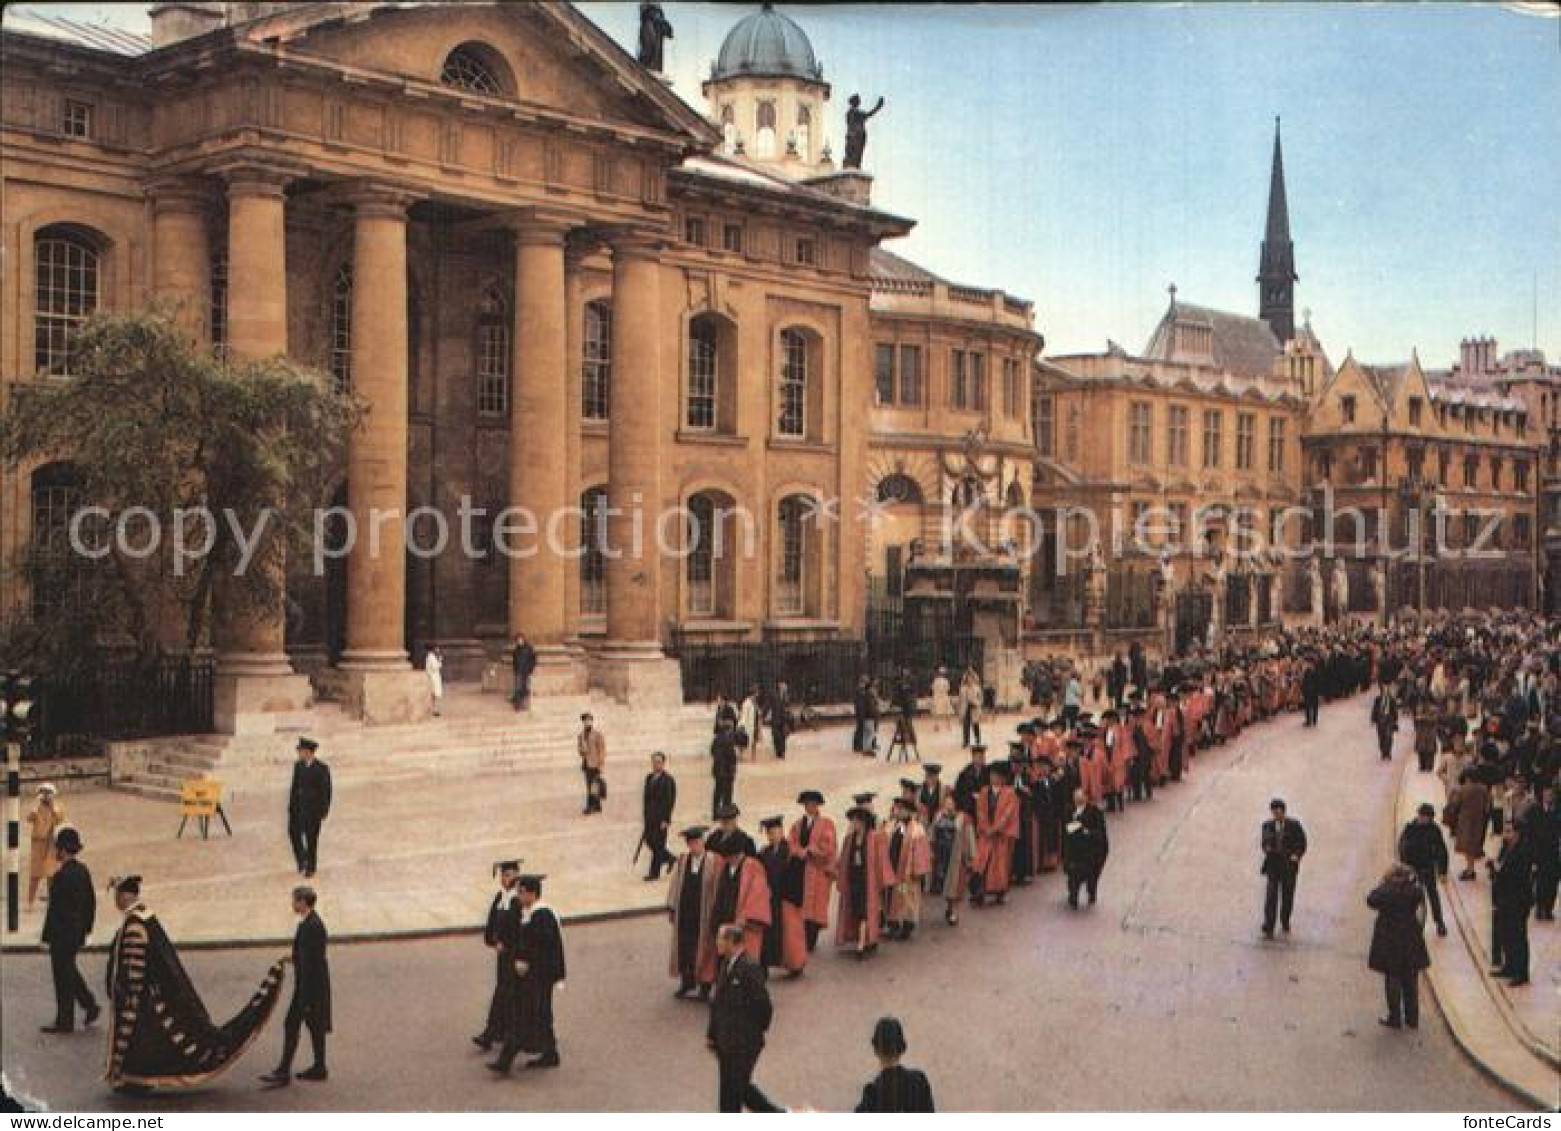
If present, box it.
[14,1,1561,367]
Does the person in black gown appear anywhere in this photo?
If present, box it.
[853,1016,934,1112]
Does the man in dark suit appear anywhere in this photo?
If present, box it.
[511,633,537,711]
[1260,797,1308,937]
[1062,787,1109,909]
[288,737,332,877]
[1300,660,1322,727]
[262,886,331,1084]
[40,826,99,1033]
[708,924,783,1112]
[1487,823,1534,986]
[710,720,739,820]
[642,751,678,881]
[769,682,792,760]
[1371,684,1400,761]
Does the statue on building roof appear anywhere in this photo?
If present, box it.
[638,2,673,73]
[842,93,885,170]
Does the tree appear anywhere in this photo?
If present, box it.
[0,310,358,672]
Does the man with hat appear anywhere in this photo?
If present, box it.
[706,803,757,862]
[1397,802,1450,936]
[489,874,566,1073]
[1100,708,1129,813]
[836,805,891,956]
[711,715,740,819]
[1260,798,1308,937]
[1063,787,1109,909]
[577,713,607,816]
[40,825,98,1033]
[25,781,66,908]
[953,745,989,816]
[787,791,836,952]
[666,826,719,999]
[758,817,807,974]
[884,796,929,940]
[971,761,1020,907]
[288,737,331,878]
[916,766,949,825]
[1076,718,1108,808]
[475,860,522,1049]
[1127,700,1155,803]
[1031,756,1064,872]
[708,811,772,963]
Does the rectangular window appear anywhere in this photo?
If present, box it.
[1437,450,1450,486]
[898,345,922,407]
[1235,412,1255,470]
[794,237,815,266]
[1267,416,1286,474]
[1407,447,1425,482]
[62,99,93,139]
[1464,455,1478,488]
[1361,446,1379,482]
[1035,394,1055,458]
[777,497,806,616]
[1317,451,1332,481]
[684,216,706,246]
[1002,358,1020,417]
[1408,397,1422,427]
[874,343,896,406]
[1514,514,1532,549]
[1202,410,1223,469]
[1489,457,1502,491]
[1341,395,1356,424]
[1515,460,1530,492]
[1166,405,1189,467]
[970,353,987,410]
[950,349,968,409]
[1129,401,1153,465]
[723,224,744,254]
[582,302,611,421]
[477,319,510,416]
[778,330,807,437]
[687,322,717,430]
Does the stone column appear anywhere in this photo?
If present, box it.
[505,218,584,696]
[337,187,429,724]
[561,242,586,652]
[594,234,681,706]
[212,169,312,732]
[150,178,211,344]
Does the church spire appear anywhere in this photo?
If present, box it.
[1258,116,1297,343]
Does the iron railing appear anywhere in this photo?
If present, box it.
[26,656,215,760]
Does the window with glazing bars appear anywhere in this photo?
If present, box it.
[687,319,717,430]
[778,329,807,437]
[477,289,509,415]
[777,496,806,615]
[581,487,607,615]
[34,232,99,374]
[329,265,352,393]
[582,301,611,421]
[686,494,716,617]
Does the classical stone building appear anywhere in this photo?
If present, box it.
[0,1,1041,729]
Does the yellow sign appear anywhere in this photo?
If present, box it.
[176,778,231,838]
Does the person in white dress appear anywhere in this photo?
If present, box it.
[425,645,444,716]
[739,686,764,761]
[930,668,954,733]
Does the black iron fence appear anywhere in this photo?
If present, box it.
[24,657,215,760]
[1225,572,1252,627]
[1104,570,1155,629]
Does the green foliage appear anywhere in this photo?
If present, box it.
[0,310,358,667]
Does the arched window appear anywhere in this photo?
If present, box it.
[440,43,509,96]
[775,493,823,618]
[687,493,717,617]
[580,486,608,616]
[34,225,101,374]
[209,249,228,358]
[756,101,777,159]
[329,264,352,393]
[720,105,737,155]
[477,286,509,415]
[583,300,612,421]
[795,105,811,162]
[876,473,924,505]
[685,489,742,620]
[30,462,93,616]
[777,327,815,438]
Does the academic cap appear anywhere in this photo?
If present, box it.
[1416,803,1436,817]
[111,874,142,895]
[852,791,876,804]
[796,789,825,805]
[715,803,740,821]
[898,779,918,791]
[297,736,319,751]
[846,806,876,826]
[1269,797,1287,811]
[680,825,709,841]
[492,859,522,877]
[923,763,942,775]
[515,874,546,894]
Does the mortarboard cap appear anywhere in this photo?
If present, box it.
[759,816,784,831]
[923,763,942,775]
[297,737,319,751]
[715,803,740,821]
[492,859,522,877]
[515,874,546,894]
[898,778,918,791]
[796,789,825,805]
[680,824,709,841]
[1269,797,1287,811]
[852,791,876,804]
[988,760,1013,779]
[111,874,142,895]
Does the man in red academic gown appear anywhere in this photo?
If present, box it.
[835,806,891,957]
[1148,689,1171,786]
[788,790,836,952]
[709,821,771,962]
[1101,709,1130,813]
[972,761,1021,907]
[1077,719,1108,807]
[758,817,807,976]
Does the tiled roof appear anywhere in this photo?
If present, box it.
[1143,299,1282,379]
[2,8,151,56]
[869,247,943,285]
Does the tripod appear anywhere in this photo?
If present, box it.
[886,714,920,763]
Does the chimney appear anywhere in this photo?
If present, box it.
[149,2,225,48]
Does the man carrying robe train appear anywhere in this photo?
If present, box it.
[758,817,807,976]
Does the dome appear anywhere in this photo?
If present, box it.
[711,4,823,84]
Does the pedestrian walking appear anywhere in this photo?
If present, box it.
[1397,803,1450,936]
[1062,669,1083,731]
[769,681,793,760]
[39,827,99,1034]
[667,826,719,999]
[787,791,836,952]
[1366,863,1431,1030]
[710,719,739,819]
[261,886,331,1085]
[959,667,984,748]
[1412,701,1439,773]
[1062,787,1108,909]
[474,860,520,1051]
[577,713,606,815]
[1531,784,1559,921]
[511,633,536,711]
[1444,771,1490,879]
[288,738,331,878]
[25,783,66,908]
[424,644,444,716]
[925,791,974,926]
[707,924,784,1112]
[488,874,566,1072]
[1487,824,1533,986]
[930,667,953,733]
[1259,798,1307,937]
[853,1017,935,1112]
[641,752,677,880]
[1371,683,1400,761]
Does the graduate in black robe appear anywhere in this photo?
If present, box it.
[105,876,285,1093]
[474,860,520,1050]
[758,817,807,974]
[490,875,566,1072]
[1008,750,1037,885]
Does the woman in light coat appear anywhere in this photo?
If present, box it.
[1444,772,1490,879]
[924,792,975,926]
[24,784,65,907]
[929,668,954,733]
[424,645,444,716]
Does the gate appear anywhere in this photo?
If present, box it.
[1174,588,1212,654]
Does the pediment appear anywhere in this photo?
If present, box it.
[250,2,715,147]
